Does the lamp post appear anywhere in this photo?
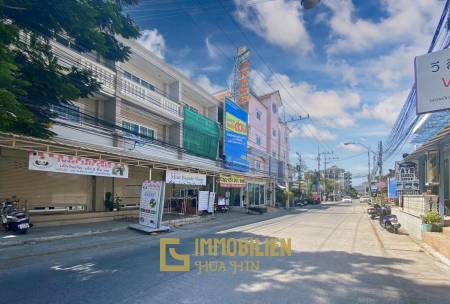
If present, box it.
[344,142,373,194]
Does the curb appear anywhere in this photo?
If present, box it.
[406,234,450,271]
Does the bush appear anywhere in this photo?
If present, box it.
[422,211,441,224]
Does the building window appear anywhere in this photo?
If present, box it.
[272,103,277,114]
[123,71,155,91]
[272,128,276,137]
[51,104,81,123]
[256,111,262,120]
[256,135,261,145]
[122,121,155,139]
[255,160,261,170]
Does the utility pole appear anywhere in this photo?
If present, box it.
[378,141,383,180]
[316,149,321,196]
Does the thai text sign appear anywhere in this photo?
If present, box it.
[224,98,249,172]
[28,151,128,178]
[139,181,165,228]
[219,174,246,188]
[415,48,450,114]
[166,170,207,186]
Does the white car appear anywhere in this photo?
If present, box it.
[359,196,371,203]
[342,196,352,203]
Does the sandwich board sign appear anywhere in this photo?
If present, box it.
[129,180,170,233]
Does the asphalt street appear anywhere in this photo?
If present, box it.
[1,201,450,304]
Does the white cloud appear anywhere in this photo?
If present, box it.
[291,124,337,141]
[205,36,220,59]
[338,142,365,153]
[137,29,166,59]
[358,90,409,126]
[196,75,225,94]
[234,0,313,54]
[252,70,360,128]
[323,0,442,54]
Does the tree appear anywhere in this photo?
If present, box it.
[0,0,140,138]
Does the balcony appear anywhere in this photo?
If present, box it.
[118,76,182,122]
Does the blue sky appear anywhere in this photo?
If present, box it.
[127,0,444,185]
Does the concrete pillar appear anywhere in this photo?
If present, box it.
[439,146,446,224]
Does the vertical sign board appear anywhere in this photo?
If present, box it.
[388,177,398,199]
[224,98,249,172]
[208,192,216,213]
[237,46,250,106]
[139,181,165,229]
[198,191,210,211]
[415,48,450,114]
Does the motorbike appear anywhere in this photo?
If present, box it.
[1,201,32,234]
[367,207,377,219]
[382,214,401,233]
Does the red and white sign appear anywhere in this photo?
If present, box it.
[28,151,129,178]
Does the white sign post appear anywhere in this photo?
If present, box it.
[129,180,170,233]
[415,48,450,114]
[208,192,216,214]
[198,191,210,211]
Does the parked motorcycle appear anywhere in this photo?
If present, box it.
[1,201,32,234]
[367,207,377,219]
[381,214,401,234]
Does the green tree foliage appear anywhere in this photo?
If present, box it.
[0,0,140,137]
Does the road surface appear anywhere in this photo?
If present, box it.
[1,201,450,304]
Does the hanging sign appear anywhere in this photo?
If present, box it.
[415,48,450,114]
[28,151,128,178]
[165,170,206,185]
[139,181,165,229]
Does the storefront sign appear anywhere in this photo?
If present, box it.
[224,98,249,172]
[165,170,206,186]
[139,181,165,229]
[415,48,450,114]
[395,161,420,191]
[219,174,246,188]
[28,151,129,178]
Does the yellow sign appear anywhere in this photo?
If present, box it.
[219,174,246,188]
[160,238,190,272]
[225,112,247,135]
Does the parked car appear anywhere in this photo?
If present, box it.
[342,196,352,203]
[359,196,371,204]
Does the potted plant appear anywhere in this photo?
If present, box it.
[421,211,441,232]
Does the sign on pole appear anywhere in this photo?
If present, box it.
[415,48,450,114]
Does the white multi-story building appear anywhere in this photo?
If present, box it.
[0,35,227,224]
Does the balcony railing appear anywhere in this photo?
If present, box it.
[119,77,182,121]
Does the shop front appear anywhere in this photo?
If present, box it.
[218,174,246,207]
[246,180,267,206]
[164,169,209,215]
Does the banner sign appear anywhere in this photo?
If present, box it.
[198,191,210,211]
[224,98,249,172]
[237,46,250,106]
[370,182,378,196]
[388,177,398,198]
[219,174,246,188]
[28,151,128,178]
[165,170,206,186]
[395,161,420,191]
[139,181,165,228]
[415,48,450,114]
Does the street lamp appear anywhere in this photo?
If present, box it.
[344,142,373,194]
[302,0,321,9]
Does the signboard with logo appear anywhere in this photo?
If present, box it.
[395,161,420,192]
[415,48,450,114]
[28,151,129,178]
[219,174,246,188]
[166,170,206,186]
[224,98,249,172]
[237,46,250,106]
[139,181,165,229]
[370,182,378,196]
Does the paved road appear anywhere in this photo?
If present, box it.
[1,201,450,304]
